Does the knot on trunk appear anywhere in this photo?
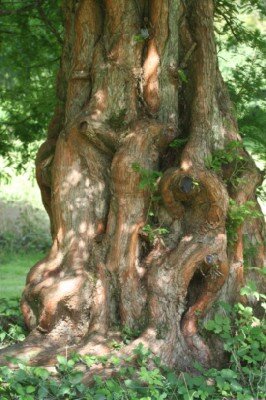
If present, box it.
[160,167,229,230]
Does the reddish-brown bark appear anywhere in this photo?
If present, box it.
[1,0,265,371]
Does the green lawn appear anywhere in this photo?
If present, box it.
[0,251,45,299]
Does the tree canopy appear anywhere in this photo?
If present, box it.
[0,0,62,168]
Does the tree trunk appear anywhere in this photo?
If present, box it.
[2,0,265,371]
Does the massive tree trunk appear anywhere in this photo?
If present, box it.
[2,0,265,371]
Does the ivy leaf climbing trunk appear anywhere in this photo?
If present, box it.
[1,0,265,371]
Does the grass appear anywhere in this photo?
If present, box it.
[0,250,45,299]
[0,161,50,300]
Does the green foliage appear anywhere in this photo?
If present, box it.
[132,163,162,193]
[0,167,51,251]
[240,280,266,301]
[121,325,142,345]
[142,224,169,245]
[134,28,150,42]
[205,140,246,188]
[0,205,51,252]
[226,199,262,243]
[1,288,265,399]
[0,298,26,349]
[109,340,123,350]
[227,54,266,164]
[240,106,266,163]
[206,141,243,172]
[0,0,62,167]
[169,138,188,148]
[177,69,188,83]
[133,28,149,42]
[214,0,266,170]
[215,0,266,46]
[0,355,87,400]
[256,183,266,201]
[132,163,169,245]
[243,235,260,268]
[204,286,266,399]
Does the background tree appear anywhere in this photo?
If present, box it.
[0,0,62,169]
[0,0,265,372]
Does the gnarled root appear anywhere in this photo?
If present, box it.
[21,125,111,338]
[156,166,229,364]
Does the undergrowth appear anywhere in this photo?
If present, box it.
[0,283,265,399]
[0,205,51,253]
[226,199,262,244]
[0,298,27,349]
[131,163,169,245]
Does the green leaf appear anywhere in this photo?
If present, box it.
[178,69,188,82]
[34,367,49,380]
[169,138,188,148]
[26,385,35,394]
[38,386,49,398]
[69,371,84,385]
[220,369,237,379]
[14,383,25,395]
[56,355,68,365]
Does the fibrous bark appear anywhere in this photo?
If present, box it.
[1,0,265,371]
